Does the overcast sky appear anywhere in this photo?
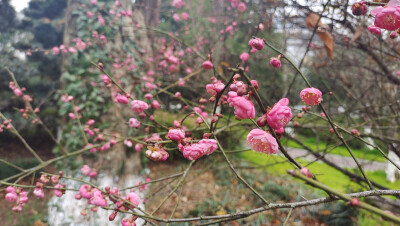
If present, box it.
[11,0,29,12]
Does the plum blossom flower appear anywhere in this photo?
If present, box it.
[124,192,140,208]
[129,118,141,128]
[91,189,107,207]
[5,191,18,202]
[300,87,323,105]
[81,165,91,176]
[33,188,44,199]
[172,13,180,22]
[206,80,225,96]
[152,100,160,109]
[181,12,189,20]
[52,46,60,55]
[54,184,65,197]
[131,100,149,113]
[198,139,218,155]
[172,0,184,8]
[135,143,144,152]
[371,1,400,31]
[247,129,279,154]
[227,91,255,119]
[115,93,129,104]
[124,139,133,147]
[240,52,250,62]
[167,129,185,142]
[80,184,94,199]
[145,147,169,161]
[248,37,264,51]
[267,98,292,130]
[237,2,246,12]
[182,144,206,160]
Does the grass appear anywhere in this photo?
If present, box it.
[281,136,386,162]
[238,151,400,192]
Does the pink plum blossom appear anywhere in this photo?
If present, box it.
[240,52,250,62]
[131,100,149,113]
[247,129,279,154]
[267,98,292,130]
[237,2,246,12]
[181,12,189,20]
[81,165,91,175]
[270,57,281,69]
[227,91,255,119]
[167,129,185,142]
[299,87,323,105]
[129,118,141,128]
[248,37,264,51]
[182,144,206,160]
[115,94,129,104]
[198,139,218,155]
[371,2,400,31]
[367,25,382,35]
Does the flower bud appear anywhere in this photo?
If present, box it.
[351,1,367,16]
[256,114,268,127]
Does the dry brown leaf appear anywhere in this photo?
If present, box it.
[305,13,334,60]
[351,26,363,43]
[305,13,327,30]
[318,32,334,59]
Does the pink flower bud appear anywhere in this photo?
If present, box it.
[248,37,264,50]
[351,129,360,137]
[351,1,368,16]
[349,198,360,206]
[135,143,144,152]
[300,167,313,178]
[152,100,160,109]
[202,61,213,70]
[175,92,182,98]
[367,25,382,35]
[270,57,281,69]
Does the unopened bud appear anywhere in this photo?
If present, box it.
[257,114,268,127]
[349,198,360,206]
[109,211,118,221]
[351,1,367,16]
[296,112,303,119]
